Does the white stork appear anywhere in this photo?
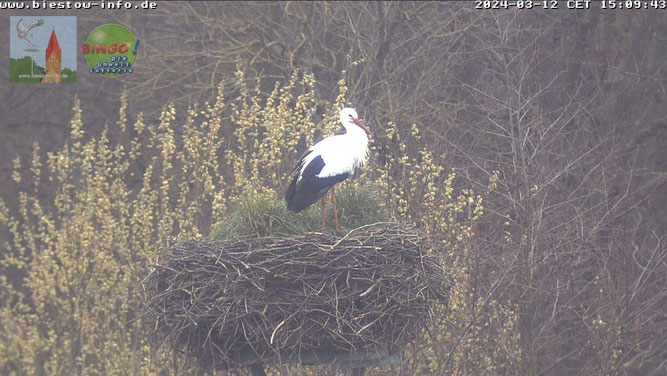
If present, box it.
[285,107,372,233]
[16,18,44,49]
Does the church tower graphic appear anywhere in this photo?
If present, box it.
[42,28,61,83]
[10,16,76,84]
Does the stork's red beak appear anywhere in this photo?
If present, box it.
[353,118,372,136]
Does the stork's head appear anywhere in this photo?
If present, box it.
[340,107,371,136]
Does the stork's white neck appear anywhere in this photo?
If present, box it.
[340,120,370,170]
[334,108,370,170]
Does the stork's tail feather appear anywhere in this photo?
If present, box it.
[285,177,301,212]
[285,173,349,213]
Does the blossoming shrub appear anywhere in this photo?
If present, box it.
[0,67,520,375]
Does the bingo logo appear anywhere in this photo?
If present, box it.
[82,23,138,77]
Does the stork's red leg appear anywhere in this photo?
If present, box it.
[321,195,328,233]
[332,187,340,233]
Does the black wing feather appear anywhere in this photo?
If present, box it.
[285,155,349,212]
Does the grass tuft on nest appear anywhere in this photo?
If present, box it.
[211,184,389,240]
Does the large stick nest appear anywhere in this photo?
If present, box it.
[143,223,451,369]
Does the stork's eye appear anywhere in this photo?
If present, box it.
[349,114,353,118]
